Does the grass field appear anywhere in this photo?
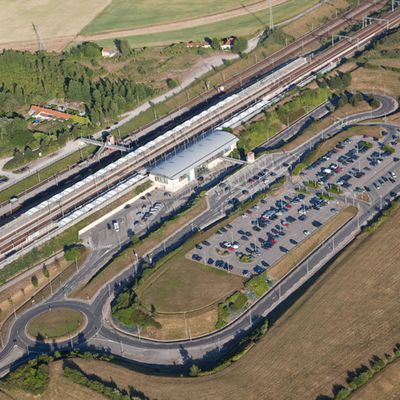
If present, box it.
[351,66,400,97]
[0,0,111,50]
[64,202,400,399]
[82,0,260,34]
[27,308,84,340]
[138,259,243,313]
[94,0,320,48]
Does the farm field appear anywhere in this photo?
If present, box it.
[88,0,320,48]
[0,0,111,51]
[61,202,400,399]
[82,0,263,34]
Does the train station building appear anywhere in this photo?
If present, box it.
[149,130,239,192]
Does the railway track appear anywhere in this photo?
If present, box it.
[0,0,384,218]
[0,2,398,262]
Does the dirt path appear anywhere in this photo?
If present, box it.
[74,0,288,43]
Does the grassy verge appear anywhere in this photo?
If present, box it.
[27,308,85,340]
[0,145,97,204]
[281,101,373,153]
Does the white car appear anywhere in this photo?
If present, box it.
[113,221,120,232]
[303,230,310,236]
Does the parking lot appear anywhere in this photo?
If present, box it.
[86,187,193,248]
[303,134,400,199]
[187,189,343,278]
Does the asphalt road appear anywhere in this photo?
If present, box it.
[0,94,398,375]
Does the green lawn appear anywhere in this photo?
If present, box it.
[27,308,84,340]
[138,256,243,313]
[95,0,320,48]
[82,0,258,34]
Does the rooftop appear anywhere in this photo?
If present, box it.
[150,130,238,180]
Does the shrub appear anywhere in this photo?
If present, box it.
[64,244,85,262]
[166,78,178,89]
[31,274,39,287]
[42,264,50,278]
[2,355,51,394]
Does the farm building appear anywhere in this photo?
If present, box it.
[221,36,235,51]
[186,41,212,49]
[29,105,88,124]
[149,130,238,192]
[101,47,118,57]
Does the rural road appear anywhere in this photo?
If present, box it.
[0,94,397,376]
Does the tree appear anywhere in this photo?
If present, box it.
[232,37,247,53]
[64,244,85,262]
[31,275,39,287]
[166,78,178,89]
[211,37,220,50]
[42,264,50,278]
[114,39,131,56]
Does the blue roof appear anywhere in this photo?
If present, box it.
[150,130,238,179]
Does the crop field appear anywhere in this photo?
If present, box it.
[82,0,261,34]
[62,202,400,399]
[0,0,111,51]
[89,0,320,48]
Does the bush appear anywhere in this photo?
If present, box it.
[166,78,178,89]
[31,274,39,287]
[189,364,201,377]
[42,264,50,278]
[2,355,51,394]
[64,244,85,262]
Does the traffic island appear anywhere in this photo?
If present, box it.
[26,307,86,343]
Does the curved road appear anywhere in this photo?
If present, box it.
[0,94,398,375]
